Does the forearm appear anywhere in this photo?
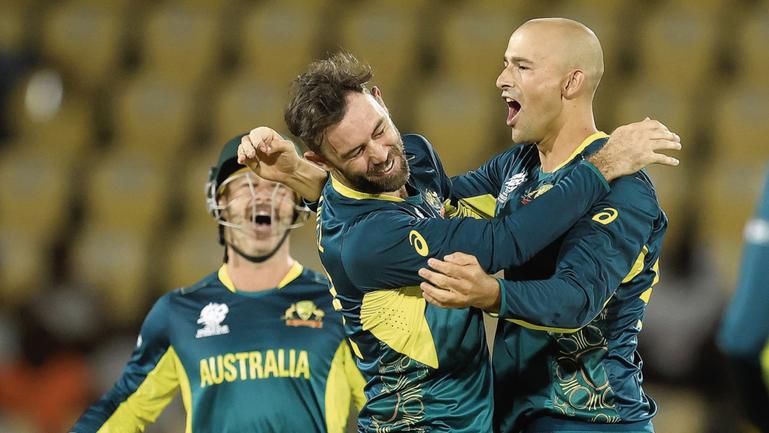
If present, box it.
[285,159,327,202]
[486,161,609,270]
[495,276,594,330]
[71,390,142,433]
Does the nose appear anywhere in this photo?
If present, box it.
[496,67,511,90]
[367,141,389,165]
[249,186,275,204]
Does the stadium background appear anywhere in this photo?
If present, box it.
[0,0,767,431]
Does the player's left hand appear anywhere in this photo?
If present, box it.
[418,252,501,311]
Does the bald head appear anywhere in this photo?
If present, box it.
[496,18,605,144]
[512,18,604,96]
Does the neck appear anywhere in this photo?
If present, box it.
[383,185,409,199]
[537,103,597,172]
[225,243,294,292]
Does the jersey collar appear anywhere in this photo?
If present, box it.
[218,261,305,293]
[546,131,609,173]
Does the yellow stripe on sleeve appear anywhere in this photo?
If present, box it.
[324,341,366,433]
[504,318,582,334]
[761,337,769,392]
[171,348,194,433]
[622,246,649,284]
[96,346,181,433]
[343,343,367,412]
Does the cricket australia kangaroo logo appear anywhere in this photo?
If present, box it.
[196,303,231,338]
[283,300,325,328]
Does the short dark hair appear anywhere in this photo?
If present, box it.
[284,52,373,154]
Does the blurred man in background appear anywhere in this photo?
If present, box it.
[718,169,769,432]
[69,134,365,433]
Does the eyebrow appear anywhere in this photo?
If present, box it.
[505,56,533,65]
[340,117,385,159]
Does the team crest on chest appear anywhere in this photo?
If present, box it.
[498,173,527,206]
[521,183,554,205]
[196,302,230,338]
[283,300,325,328]
[423,188,442,213]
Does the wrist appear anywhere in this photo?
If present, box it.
[288,159,327,201]
[586,152,614,182]
[476,276,501,312]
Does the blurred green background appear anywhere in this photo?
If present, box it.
[0,0,767,432]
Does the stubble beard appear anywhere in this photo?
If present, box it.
[346,137,410,194]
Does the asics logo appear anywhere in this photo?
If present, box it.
[409,230,429,257]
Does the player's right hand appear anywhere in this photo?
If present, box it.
[589,118,682,182]
[237,127,302,183]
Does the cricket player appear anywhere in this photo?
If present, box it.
[70,134,365,433]
[417,19,669,432]
[237,51,679,431]
[718,168,769,432]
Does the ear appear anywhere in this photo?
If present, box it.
[371,86,389,113]
[304,151,331,171]
[562,69,585,99]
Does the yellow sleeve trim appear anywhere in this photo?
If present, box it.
[503,318,581,334]
[344,346,367,412]
[324,341,367,433]
[360,287,439,368]
[761,338,769,392]
[96,346,181,433]
[622,246,649,284]
[348,338,364,359]
[639,287,654,304]
[500,294,615,334]
[171,348,193,433]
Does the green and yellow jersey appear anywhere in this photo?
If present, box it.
[70,262,365,433]
[451,133,665,433]
[718,168,769,430]
[315,134,613,432]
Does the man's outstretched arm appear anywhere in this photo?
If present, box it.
[237,127,327,202]
[237,120,681,204]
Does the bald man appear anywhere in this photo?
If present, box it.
[417,18,668,433]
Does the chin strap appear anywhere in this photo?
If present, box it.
[227,229,291,263]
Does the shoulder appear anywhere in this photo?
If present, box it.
[402,133,433,154]
[346,209,414,238]
[340,210,414,263]
[178,270,221,296]
[138,291,178,342]
[609,170,658,203]
[403,133,443,171]
[296,266,330,287]
[600,170,661,221]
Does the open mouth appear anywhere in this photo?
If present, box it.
[371,158,395,177]
[382,158,395,174]
[503,96,521,126]
[253,214,272,227]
